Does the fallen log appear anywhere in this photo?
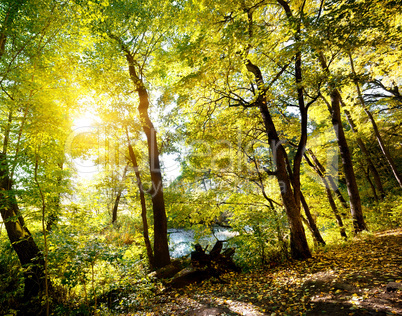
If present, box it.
[168,241,239,289]
[151,259,184,279]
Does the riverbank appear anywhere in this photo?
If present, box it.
[133,228,402,315]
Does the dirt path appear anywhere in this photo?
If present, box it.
[134,229,402,315]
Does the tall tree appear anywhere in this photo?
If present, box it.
[324,81,367,233]
[78,0,173,268]
[0,0,49,305]
[245,57,312,259]
[126,129,155,269]
[171,0,315,259]
[125,50,170,268]
[0,1,78,309]
[315,35,368,232]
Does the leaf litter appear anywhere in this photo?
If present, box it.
[128,229,402,315]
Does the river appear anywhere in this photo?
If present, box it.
[167,227,237,258]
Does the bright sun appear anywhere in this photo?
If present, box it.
[72,112,99,129]
[72,96,102,129]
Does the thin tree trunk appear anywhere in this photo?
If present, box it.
[246,60,311,260]
[324,181,348,238]
[47,162,64,232]
[125,52,170,269]
[126,131,155,269]
[300,192,326,245]
[304,152,347,238]
[331,90,367,232]
[111,163,129,224]
[363,107,402,188]
[318,53,367,233]
[348,53,402,189]
[251,153,289,258]
[34,154,50,316]
[308,146,349,212]
[364,166,379,203]
[301,216,317,246]
[112,191,122,224]
[343,108,386,199]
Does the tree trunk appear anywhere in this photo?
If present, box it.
[363,107,402,189]
[277,0,308,213]
[46,162,64,231]
[304,152,347,239]
[324,181,348,238]
[300,192,326,246]
[307,148,349,213]
[246,60,311,260]
[343,108,386,199]
[0,153,46,302]
[246,0,312,260]
[330,89,367,233]
[125,52,170,269]
[112,163,129,224]
[364,166,379,203]
[318,53,367,233]
[127,136,155,269]
[349,53,402,189]
[111,190,122,224]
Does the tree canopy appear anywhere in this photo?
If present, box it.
[0,0,401,314]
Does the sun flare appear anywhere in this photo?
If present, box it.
[72,112,100,129]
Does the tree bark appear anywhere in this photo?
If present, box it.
[308,148,349,212]
[304,152,347,238]
[0,153,46,302]
[318,53,367,233]
[246,60,311,260]
[125,51,170,269]
[300,192,326,245]
[46,162,65,232]
[127,135,155,269]
[330,89,367,233]
[362,107,402,189]
[364,166,379,203]
[111,163,129,224]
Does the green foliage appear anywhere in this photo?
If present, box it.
[229,206,289,270]
[1,0,402,314]
[0,237,23,315]
[365,194,402,230]
[112,229,402,315]
[43,208,156,314]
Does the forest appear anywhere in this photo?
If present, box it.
[0,0,401,315]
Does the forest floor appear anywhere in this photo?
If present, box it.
[132,228,402,315]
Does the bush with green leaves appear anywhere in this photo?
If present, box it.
[365,194,402,230]
[0,237,24,315]
[227,206,289,270]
